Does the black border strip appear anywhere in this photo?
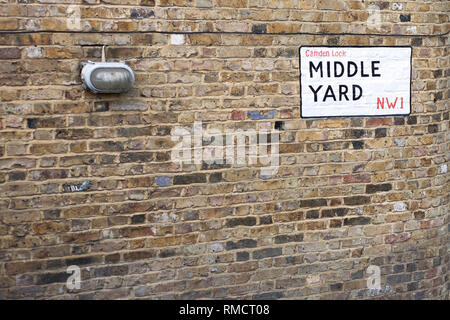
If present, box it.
[299,45,413,119]
[0,299,445,318]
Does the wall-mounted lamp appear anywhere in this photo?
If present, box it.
[81,46,135,94]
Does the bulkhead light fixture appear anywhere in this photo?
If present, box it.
[80,46,135,94]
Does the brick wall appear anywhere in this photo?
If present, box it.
[0,0,448,299]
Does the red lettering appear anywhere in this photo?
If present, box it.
[377,97,405,110]
[377,97,384,109]
[386,97,398,109]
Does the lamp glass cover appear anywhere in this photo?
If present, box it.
[90,68,133,91]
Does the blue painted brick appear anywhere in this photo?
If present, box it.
[247,110,276,120]
[156,176,171,187]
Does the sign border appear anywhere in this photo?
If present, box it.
[299,45,413,119]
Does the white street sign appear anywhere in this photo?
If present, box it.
[300,46,412,118]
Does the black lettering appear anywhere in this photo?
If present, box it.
[334,61,344,77]
[353,85,362,100]
[309,85,323,102]
[372,61,381,77]
[326,61,331,77]
[339,85,349,101]
[309,61,323,78]
[348,61,358,77]
[323,85,336,102]
[361,61,369,77]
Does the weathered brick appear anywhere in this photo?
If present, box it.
[110,100,148,111]
[93,266,128,278]
[8,171,26,181]
[120,226,154,238]
[90,141,124,152]
[30,143,67,155]
[226,239,257,250]
[366,183,392,194]
[252,247,282,259]
[173,173,206,185]
[344,196,370,206]
[60,155,95,167]
[120,152,154,163]
[399,14,411,22]
[366,118,392,127]
[300,199,327,208]
[330,283,343,291]
[321,208,348,218]
[32,221,70,234]
[0,48,21,59]
[259,215,273,225]
[344,217,371,226]
[375,128,387,138]
[36,272,67,285]
[236,251,249,261]
[123,250,157,261]
[29,169,68,180]
[252,24,267,34]
[226,217,257,228]
[305,210,319,219]
[27,118,65,129]
[66,256,102,266]
[209,172,222,183]
[274,234,304,244]
[387,274,412,284]
[56,129,93,140]
[6,261,43,275]
[385,233,411,244]
[253,291,284,299]
[352,141,364,149]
